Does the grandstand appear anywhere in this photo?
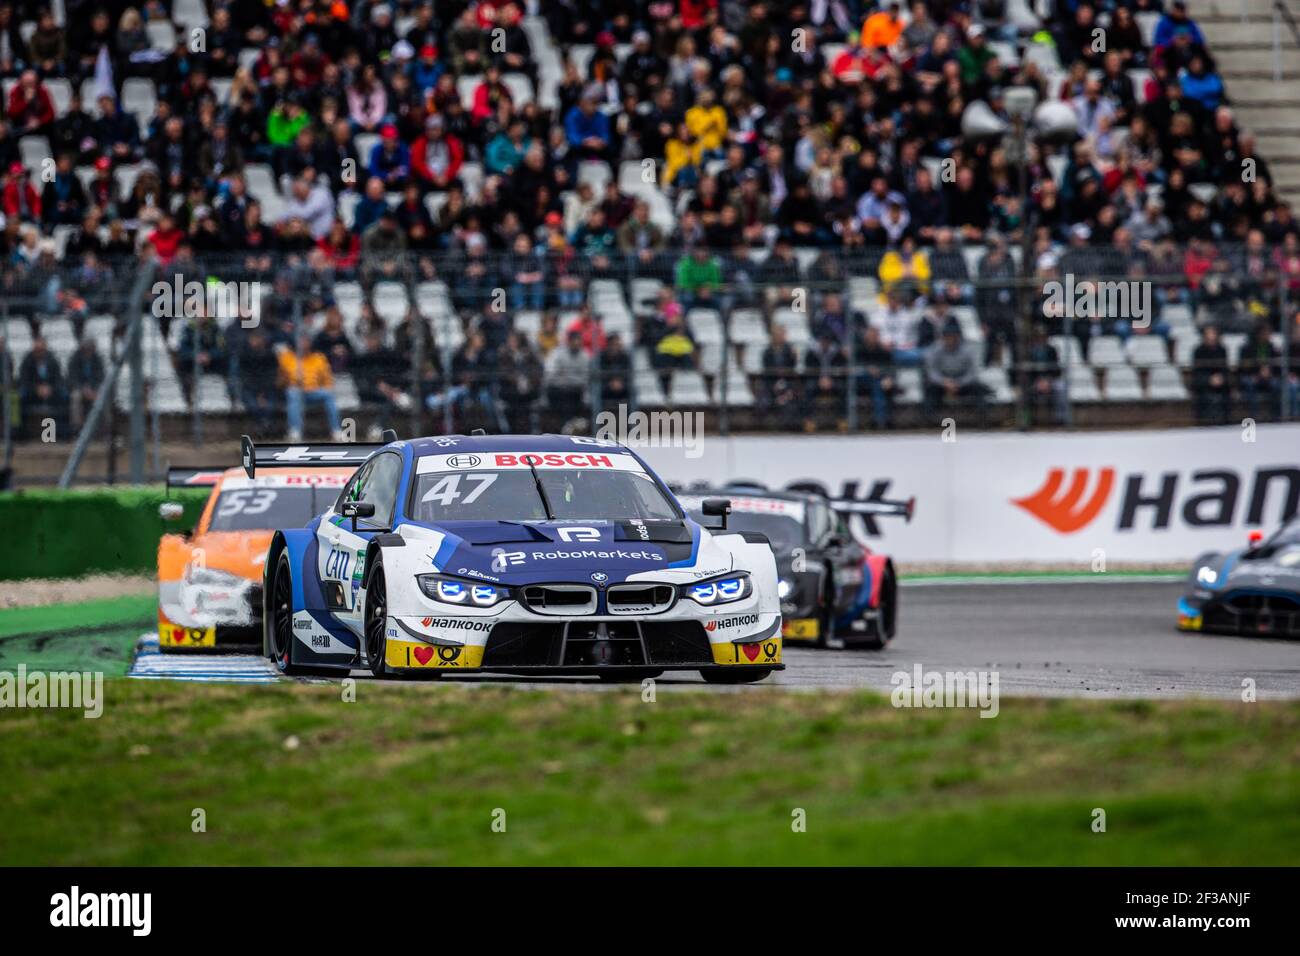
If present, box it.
[0,0,1298,485]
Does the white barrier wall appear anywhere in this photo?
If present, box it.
[641,424,1300,563]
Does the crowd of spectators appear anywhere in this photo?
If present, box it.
[0,0,1297,438]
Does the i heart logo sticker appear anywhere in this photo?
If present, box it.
[741,643,761,662]
[413,646,435,665]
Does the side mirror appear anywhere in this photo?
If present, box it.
[700,497,731,530]
[159,502,185,522]
[341,500,376,531]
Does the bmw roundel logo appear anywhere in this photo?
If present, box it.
[447,454,481,468]
[591,572,608,584]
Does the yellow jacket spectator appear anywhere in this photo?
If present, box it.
[663,124,703,187]
[278,344,335,391]
[878,245,932,294]
[684,90,728,153]
[277,338,343,441]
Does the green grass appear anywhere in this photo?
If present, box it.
[1,681,1297,865]
[0,595,153,677]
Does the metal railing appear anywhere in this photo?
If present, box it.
[0,244,1296,486]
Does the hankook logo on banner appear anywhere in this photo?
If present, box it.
[1014,466,1300,533]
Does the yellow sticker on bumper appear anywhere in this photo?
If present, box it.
[1177,614,1203,631]
[385,638,485,669]
[158,620,217,648]
[783,618,820,640]
[711,637,782,666]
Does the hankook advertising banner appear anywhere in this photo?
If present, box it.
[641,424,1300,564]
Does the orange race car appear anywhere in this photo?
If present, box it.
[157,446,381,652]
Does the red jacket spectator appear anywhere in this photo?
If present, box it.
[7,79,54,130]
[565,312,607,354]
[147,222,186,264]
[411,121,464,189]
[317,228,360,270]
[2,170,41,220]
[1183,242,1216,290]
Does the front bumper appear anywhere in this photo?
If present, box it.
[382,615,783,673]
[1178,594,1300,637]
[158,589,263,651]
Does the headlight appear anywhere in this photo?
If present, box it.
[1196,565,1218,586]
[777,577,793,600]
[681,572,752,605]
[418,574,509,607]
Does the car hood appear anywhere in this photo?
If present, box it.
[187,530,276,581]
[400,518,729,585]
[1214,545,1300,593]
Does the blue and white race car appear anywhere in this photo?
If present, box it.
[255,433,783,682]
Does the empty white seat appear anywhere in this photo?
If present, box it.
[696,343,724,374]
[372,282,409,323]
[121,78,157,133]
[629,278,663,315]
[173,0,211,30]
[1088,335,1125,369]
[146,20,177,51]
[1222,333,1247,367]
[45,78,71,117]
[18,135,50,172]
[979,367,1014,403]
[1148,365,1189,400]
[577,160,611,192]
[895,367,922,404]
[719,369,755,407]
[195,374,232,414]
[668,370,711,405]
[334,373,360,412]
[1104,365,1143,401]
[773,309,811,345]
[502,72,534,106]
[1049,334,1083,366]
[687,308,724,345]
[633,369,666,405]
[513,311,542,338]
[1126,335,1169,368]
[1066,364,1101,402]
[729,308,769,346]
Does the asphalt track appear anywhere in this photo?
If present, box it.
[133,579,1300,698]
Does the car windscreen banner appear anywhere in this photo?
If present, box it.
[642,424,1300,564]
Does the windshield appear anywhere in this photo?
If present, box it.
[209,486,329,531]
[718,511,804,552]
[410,454,680,523]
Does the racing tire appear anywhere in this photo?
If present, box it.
[269,550,333,677]
[857,564,897,651]
[816,566,836,648]
[700,668,773,684]
[364,562,393,678]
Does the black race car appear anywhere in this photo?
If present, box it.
[677,483,913,649]
[1178,518,1300,638]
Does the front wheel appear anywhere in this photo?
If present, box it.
[857,565,897,651]
[365,563,391,678]
[700,668,773,684]
[269,550,315,676]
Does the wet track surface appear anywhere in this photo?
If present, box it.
[353,579,1300,699]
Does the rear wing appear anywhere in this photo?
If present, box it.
[166,467,226,490]
[240,432,397,479]
[829,496,915,523]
